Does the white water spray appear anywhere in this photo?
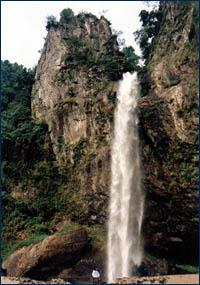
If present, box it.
[107,73,144,283]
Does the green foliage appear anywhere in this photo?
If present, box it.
[138,67,151,97]
[1,60,35,111]
[58,39,139,82]
[163,76,181,88]
[66,50,91,64]
[77,11,98,23]
[95,111,106,128]
[24,162,62,218]
[55,69,73,84]
[94,44,139,79]
[175,264,199,273]
[3,233,48,261]
[181,78,198,126]
[180,167,197,182]
[62,36,83,50]
[77,11,90,22]
[60,8,74,23]
[134,9,162,59]
[46,15,58,30]
[55,97,81,109]
[86,224,106,249]
[107,92,116,104]
[97,53,123,80]
[3,189,29,240]
[16,233,48,248]
[72,138,86,165]
[142,109,154,119]
[57,221,81,235]
[122,46,140,72]
[1,61,48,164]
[1,60,56,258]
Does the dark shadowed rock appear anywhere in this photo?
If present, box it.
[136,257,169,277]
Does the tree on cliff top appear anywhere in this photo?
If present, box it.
[60,8,74,23]
[134,8,162,60]
[46,15,58,30]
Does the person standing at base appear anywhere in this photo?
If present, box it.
[92,267,100,285]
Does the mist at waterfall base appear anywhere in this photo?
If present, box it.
[107,72,144,283]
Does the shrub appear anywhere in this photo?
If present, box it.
[122,46,140,72]
[72,138,86,164]
[138,67,151,97]
[107,92,117,104]
[77,11,98,23]
[77,11,90,22]
[175,264,198,273]
[57,221,81,235]
[163,74,181,88]
[46,15,58,30]
[2,233,48,260]
[60,8,74,23]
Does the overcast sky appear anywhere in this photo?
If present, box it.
[1,1,153,68]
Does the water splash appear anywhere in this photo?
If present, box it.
[107,72,144,283]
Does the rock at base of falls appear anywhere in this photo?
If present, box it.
[3,229,89,280]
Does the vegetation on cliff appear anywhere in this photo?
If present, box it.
[2,8,140,262]
[2,61,51,258]
[136,2,198,267]
[2,3,198,278]
[46,8,139,80]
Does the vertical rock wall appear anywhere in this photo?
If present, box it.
[138,2,198,263]
[32,14,124,224]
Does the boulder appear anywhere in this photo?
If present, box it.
[3,229,89,279]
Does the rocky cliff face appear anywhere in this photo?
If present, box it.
[138,2,198,264]
[31,2,198,272]
[32,14,125,224]
[3,3,198,280]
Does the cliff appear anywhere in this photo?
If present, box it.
[138,2,198,264]
[31,13,128,225]
[3,12,138,277]
[2,3,198,280]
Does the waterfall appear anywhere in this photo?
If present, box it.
[107,72,144,283]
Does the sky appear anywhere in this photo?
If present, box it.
[1,1,153,68]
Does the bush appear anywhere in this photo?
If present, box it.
[77,11,98,22]
[46,15,58,30]
[57,221,81,235]
[122,46,140,72]
[77,11,90,22]
[138,67,151,97]
[72,138,86,165]
[175,264,199,273]
[134,9,162,59]
[2,233,48,260]
[163,76,181,88]
[60,8,74,23]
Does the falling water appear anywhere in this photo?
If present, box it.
[107,72,144,283]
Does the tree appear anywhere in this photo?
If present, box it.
[1,60,47,163]
[46,15,58,30]
[60,8,74,23]
[122,46,140,72]
[134,9,162,59]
